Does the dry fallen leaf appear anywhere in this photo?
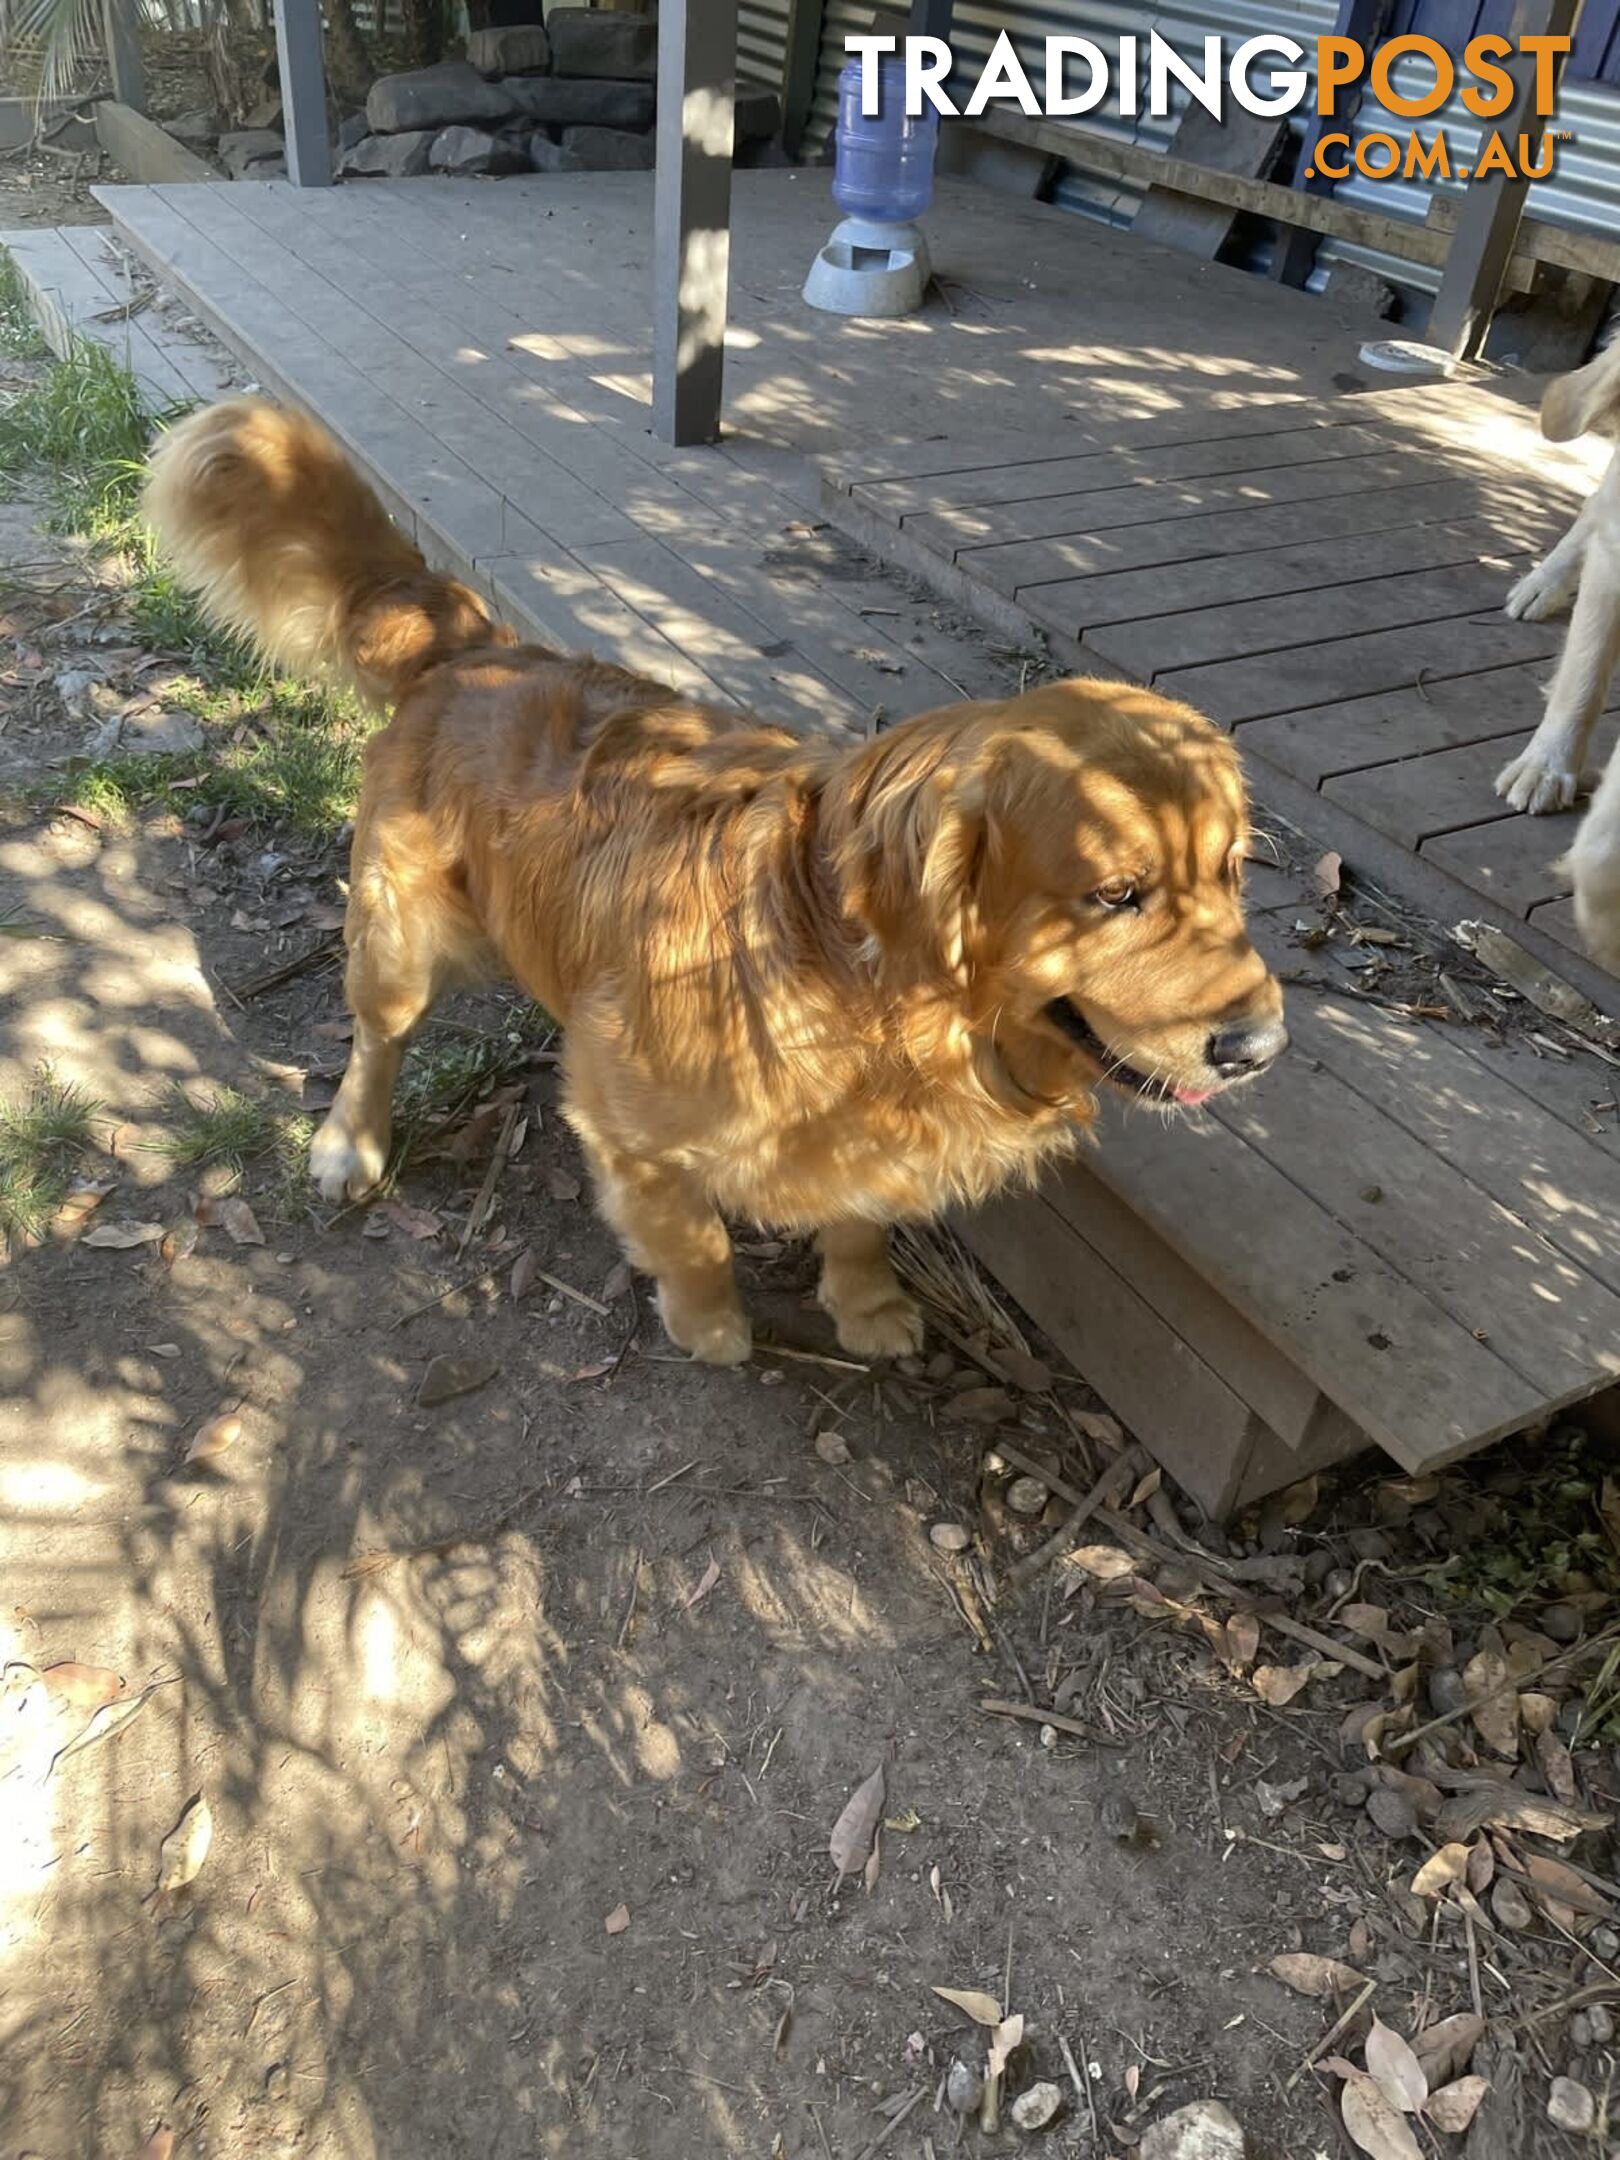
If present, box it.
[81,1219,165,1249]
[1340,2070,1425,2160]
[943,1386,1014,1425]
[160,1220,198,1267]
[509,1248,536,1302]
[139,2131,175,2160]
[1224,1612,1261,1672]
[47,1683,154,1778]
[155,1793,213,1894]
[682,1556,721,1612]
[987,2011,1025,2080]
[1315,850,1344,899]
[380,1199,442,1240]
[39,1661,125,1712]
[1535,1726,1578,1806]
[864,1826,881,1896]
[603,1902,630,1935]
[219,1197,264,1247]
[1067,1544,1136,1582]
[1412,2013,1484,2088]
[814,1429,851,1466]
[1461,1648,1518,1757]
[1253,1660,1317,1707]
[1070,1410,1124,1449]
[829,1763,885,1883]
[932,1985,1003,2027]
[1365,2018,1428,2113]
[1410,1843,1471,1899]
[184,1414,241,1465]
[1424,2076,1489,2133]
[1268,1952,1367,1999]
[1433,1786,1604,1844]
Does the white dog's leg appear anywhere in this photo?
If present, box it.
[1505,507,1592,622]
[1497,533,1620,815]
[1565,744,1620,974]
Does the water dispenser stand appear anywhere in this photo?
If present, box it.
[803,215,932,318]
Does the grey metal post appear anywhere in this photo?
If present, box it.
[781,0,824,160]
[652,0,737,446]
[101,0,145,112]
[1429,0,1580,359]
[273,0,334,188]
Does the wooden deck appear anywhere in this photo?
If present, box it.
[55,168,1620,1512]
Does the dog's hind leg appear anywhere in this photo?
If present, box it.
[1497,532,1620,815]
[579,1134,751,1366]
[816,1218,924,1359]
[310,843,486,1203]
[1566,744,1620,972]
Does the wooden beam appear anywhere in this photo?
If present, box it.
[780,0,824,160]
[94,101,216,185]
[652,0,737,446]
[1426,192,1620,289]
[100,0,145,114]
[272,0,333,188]
[1429,0,1581,359]
[1273,0,1394,287]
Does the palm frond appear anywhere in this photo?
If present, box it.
[0,0,113,108]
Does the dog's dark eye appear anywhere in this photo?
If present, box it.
[1090,879,1140,913]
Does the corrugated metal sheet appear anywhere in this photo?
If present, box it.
[1324,54,1620,297]
[739,0,792,89]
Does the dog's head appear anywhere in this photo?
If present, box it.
[835,680,1286,1111]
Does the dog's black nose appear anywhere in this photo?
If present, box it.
[1207,1018,1289,1079]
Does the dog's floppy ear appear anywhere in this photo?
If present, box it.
[840,730,989,980]
[1543,341,1620,444]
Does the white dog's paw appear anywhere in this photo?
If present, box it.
[1505,559,1578,622]
[1495,747,1581,816]
[309,1117,386,1203]
[658,1288,753,1367]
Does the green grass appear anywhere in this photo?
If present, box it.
[41,675,378,842]
[0,334,178,534]
[0,1068,101,1253]
[390,1005,555,1178]
[151,1084,283,1174]
[0,248,48,360]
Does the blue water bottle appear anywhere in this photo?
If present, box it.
[804,55,938,316]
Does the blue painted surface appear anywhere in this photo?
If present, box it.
[1390,0,1620,84]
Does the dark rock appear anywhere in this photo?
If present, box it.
[1427,1666,1468,1717]
[233,154,287,181]
[336,109,371,153]
[340,128,438,178]
[429,123,529,174]
[467,21,550,75]
[502,74,654,129]
[1540,1601,1583,1644]
[366,61,520,135]
[734,85,779,142]
[547,6,657,81]
[1365,1785,1418,1840]
[562,123,654,170]
[244,92,283,131]
[219,128,285,177]
[528,131,583,173]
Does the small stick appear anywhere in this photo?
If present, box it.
[853,2087,925,2160]
[979,1697,1126,1747]
[1265,1611,1387,1684]
[756,1341,871,1374]
[1060,2035,1099,2142]
[1285,1979,1376,2093]
[230,934,341,1001]
[1464,1904,1483,2022]
[534,1266,610,1316]
[391,1247,526,1329]
[459,1101,520,1256]
[1007,1446,1141,1592]
[615,1547,642,1651]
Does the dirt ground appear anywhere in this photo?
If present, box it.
[2,373,1619,2160]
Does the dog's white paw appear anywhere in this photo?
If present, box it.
[1495,748,1581,816]
[1505,560,1578,622]
[309,1117,386,1203]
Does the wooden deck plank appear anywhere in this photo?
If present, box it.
[1079,1100,1542,1468]
[1161,615,1566,729]
[917,453,1450,578]
[0,223,195,409]
[1087,558,1533,682]
[987,478,1552,623]
[856,423,1395,523]
[1422,802,1586,918]
[1237,663,1577,788]
[1212,1057,1620,1403]
[51,222,237,406]
[1325,720,1620,851]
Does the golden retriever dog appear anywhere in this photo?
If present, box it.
[1497,338,1620,972]
[144,401,1286,1364]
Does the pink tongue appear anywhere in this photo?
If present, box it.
[1173,1086,1215,1106]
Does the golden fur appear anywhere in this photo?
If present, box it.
[144,400,1286,1363]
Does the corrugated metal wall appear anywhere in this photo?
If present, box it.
[795,7,1620,303]
[738,0,793,88]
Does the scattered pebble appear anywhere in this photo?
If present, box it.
[1427,1667,1468,1717]
[1592,1924,1620,1961]
[1011,2080,1064,2132]
[1540,1602,1583,1644]
[1006,1475,1048,1518]
[1366,1786,1418,1840]
[1548,2076,1596,2134]
[945,2059,984,2114]
[1039,1724,1057,1750]
[1138,2099,1246,2160]
[1490,1877,1532,1931]
[929,1522,971,1553]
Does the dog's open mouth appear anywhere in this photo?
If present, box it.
[1044,998,1214,1107]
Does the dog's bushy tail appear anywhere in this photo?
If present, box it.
[143,398,510,703]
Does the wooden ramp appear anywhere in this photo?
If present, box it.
[826,404,1620,1510]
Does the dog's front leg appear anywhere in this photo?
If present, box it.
[1505,503,1594,622]
[583,1140,751,1366]
[817,1219,924,1359]
[1566,744,1620,972]
[1497,531,1620,815]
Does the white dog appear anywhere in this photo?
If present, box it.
[1495,339,1620,973]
